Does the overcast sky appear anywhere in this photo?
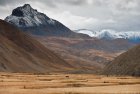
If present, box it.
[0,0,140,31]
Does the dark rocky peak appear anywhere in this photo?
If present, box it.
[5,4,52,27]
[23,4,32,9]
[12,4,38,17]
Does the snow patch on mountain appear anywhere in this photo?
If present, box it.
[5,4,56,27]
[74,29,140,41]
[74,29,97,37]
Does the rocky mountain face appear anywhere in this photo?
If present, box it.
[103,45,140,76]
[5,4,50,27]
[5,4,89,38]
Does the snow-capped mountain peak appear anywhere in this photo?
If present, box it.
[5,4,55,27]
[97,30,118,39]
[11,4,39,17]
[74,29,140,42]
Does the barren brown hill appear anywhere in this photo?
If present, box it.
[0,19,74,73]
[104,45,140,76]
[35,36,134,67]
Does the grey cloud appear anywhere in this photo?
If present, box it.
[0,0,26,6]
[32,0,87,8]
[0,0,140,31]
[0,0,12,5]
[0,0,88,7]
[55,0,86,5]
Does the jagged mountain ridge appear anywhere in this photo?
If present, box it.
[5,4,89,38]
[5,4,58,27]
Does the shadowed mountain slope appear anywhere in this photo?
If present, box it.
[104,45,140,76]
[0,19,73,72]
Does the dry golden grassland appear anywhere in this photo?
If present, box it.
[0,72,140,94]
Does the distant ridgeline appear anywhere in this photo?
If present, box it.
[74,29,140,43]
